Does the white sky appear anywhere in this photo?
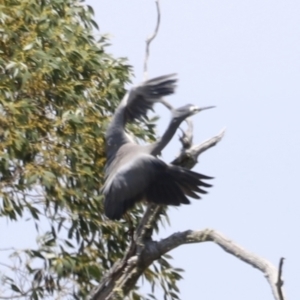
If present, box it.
[85,1,300,299]
[1,1,299,299]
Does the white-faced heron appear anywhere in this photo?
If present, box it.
[102,74,214,220]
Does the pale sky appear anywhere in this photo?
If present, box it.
[86,1,300,299]
[1,1,299,299]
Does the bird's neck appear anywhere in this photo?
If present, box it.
[148,117,182,156]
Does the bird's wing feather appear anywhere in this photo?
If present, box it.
[124,74,177,123]
[103,154,165,220]
[103,152,213,220]
[105,74,177,166]
[145,164,213,205]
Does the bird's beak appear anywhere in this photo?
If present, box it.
[197,105,216,112]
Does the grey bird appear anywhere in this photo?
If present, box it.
[102,74,214,220]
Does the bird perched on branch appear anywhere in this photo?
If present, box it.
[102,74,214,220]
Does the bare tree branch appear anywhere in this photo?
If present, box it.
[179,117,193,149]
[92,227,287,300]
[159,97,174,111]
[143,0,161,80]
[134,203,161,244]
[277,257,286,300]
[156,229,286,300]
[172,128,226,169]
[0,247,15,252]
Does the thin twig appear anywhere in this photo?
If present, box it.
[159,97,174,111]
[143,0,161,80]
[277,257,285,300]
[0,247,15,252]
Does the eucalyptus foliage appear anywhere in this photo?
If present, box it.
[0,1,182,299]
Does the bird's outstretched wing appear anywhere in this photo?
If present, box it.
[105,74,177,165]
[103,154,162,220]
[124,74,177,122]
[102,154,212,220]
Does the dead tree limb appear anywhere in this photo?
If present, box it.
[172,128,226,168]
[276,257,286,300]
[143,0,161,80]
[156,229,286,300]
[91,227,286,300]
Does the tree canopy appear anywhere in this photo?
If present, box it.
[0,0,145,298]
[0,0,184,298]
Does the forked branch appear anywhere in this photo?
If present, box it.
[172,128,226,168]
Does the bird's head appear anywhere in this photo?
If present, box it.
[173,104,215,120]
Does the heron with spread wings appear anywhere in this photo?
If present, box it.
[102,74,214,220]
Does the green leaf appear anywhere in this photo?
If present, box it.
[11,284,21,293]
